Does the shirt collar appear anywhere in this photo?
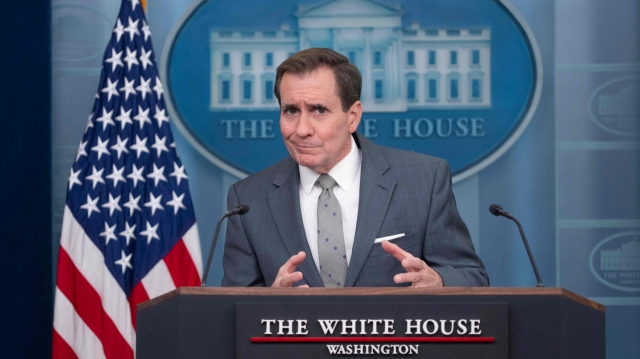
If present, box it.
[299,135,361,196]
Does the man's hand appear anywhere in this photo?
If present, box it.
[381,240,443,287]
[271,251,309,288]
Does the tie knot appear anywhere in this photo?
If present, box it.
[316,174,338,190]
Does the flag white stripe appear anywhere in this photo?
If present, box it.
[60,205,135,348]
[141,259,176,298]
[53,287,107,359]
[182,224,203,278]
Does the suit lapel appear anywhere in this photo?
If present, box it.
[345,134,395,287]
[267,160,324,287]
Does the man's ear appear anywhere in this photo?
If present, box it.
[348,100,362,133]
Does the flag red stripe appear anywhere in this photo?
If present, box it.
[182,225,204,278]
[128,281,150,330]
[56,248,134,359]
[164,239,201,287]
[52,329,79,359]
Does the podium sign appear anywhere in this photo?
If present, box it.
[237,302,508,358]
[137,287,605,359]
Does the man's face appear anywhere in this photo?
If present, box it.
[279,66,362,174]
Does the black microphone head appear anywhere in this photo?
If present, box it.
[489,204,503,216]
[238,204,250,215]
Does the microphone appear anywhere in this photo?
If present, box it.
[201,204,250,286]
[489,204,513,219]
[226,204,250,216]
[489,204,544,287]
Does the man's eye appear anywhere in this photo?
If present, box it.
[286,109,297,115]
[317,108,326,114]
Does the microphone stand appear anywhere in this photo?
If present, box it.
[490,204,544,287]
[201,214,227,286]
[508,216,544,287]
[201,205,249,286]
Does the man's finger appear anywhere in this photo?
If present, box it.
[273,252,307,287]
[394,272,421,284]
[401,257,425,272]
[381,240,412,262]
[280,251,306,274]
[296,284,309,288]
[279,271,303,287]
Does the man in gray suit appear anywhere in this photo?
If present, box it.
[222,48,488,288]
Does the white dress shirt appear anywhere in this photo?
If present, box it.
[299,136,362,271]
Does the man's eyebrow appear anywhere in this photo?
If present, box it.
[281,104,298,111]
[307,103,328,109]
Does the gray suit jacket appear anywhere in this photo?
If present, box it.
[222,132,489,287]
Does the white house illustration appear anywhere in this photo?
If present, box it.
[209,0,491,112]
[600,240,640,271]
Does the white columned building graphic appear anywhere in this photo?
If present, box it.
[209,0,491,112]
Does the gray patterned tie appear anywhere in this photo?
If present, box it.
[316,174,348,287]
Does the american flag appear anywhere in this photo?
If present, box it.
[52,0,203,357]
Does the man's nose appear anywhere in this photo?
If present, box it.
[295,110,314,137]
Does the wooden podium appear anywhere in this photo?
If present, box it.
[137,287,604,359]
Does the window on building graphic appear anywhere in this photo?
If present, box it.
[261,73,275,103]
[407,79,416,100]
[244,53,252,67]
[240,73,254,103]
[471,50,480,66]
[468,71,484,102]
[243,80,252,100]
[405,73,418,102]
[222,80,230,100]
[222,53,230,68]
[450,79,458,99]
[374,51,381,65]
[450,51,458,66]
[348,51,356,64]
[428,51,436,66]
[407,51,415,66]
[265,80,273,100]
[375,79,383,99]
[265,53,273,67]
[218,73,233,103]
[471,79,480,98]
[373,51,382,67]
[425,72,440,102]
[447,72,460,102]
[429,79,437,99]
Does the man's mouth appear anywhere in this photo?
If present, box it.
[290,141,321,149]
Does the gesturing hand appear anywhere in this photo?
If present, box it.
[271,251,309,288]
[381,240,443,287]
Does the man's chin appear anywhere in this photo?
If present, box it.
[296,158,319,169]
[293,155,324,172]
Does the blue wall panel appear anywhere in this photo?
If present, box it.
[0,0,52,356]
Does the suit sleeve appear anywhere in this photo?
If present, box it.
[424,159,489,287]
[221,184,266,287]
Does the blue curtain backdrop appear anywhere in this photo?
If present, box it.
[0,0,629,357]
